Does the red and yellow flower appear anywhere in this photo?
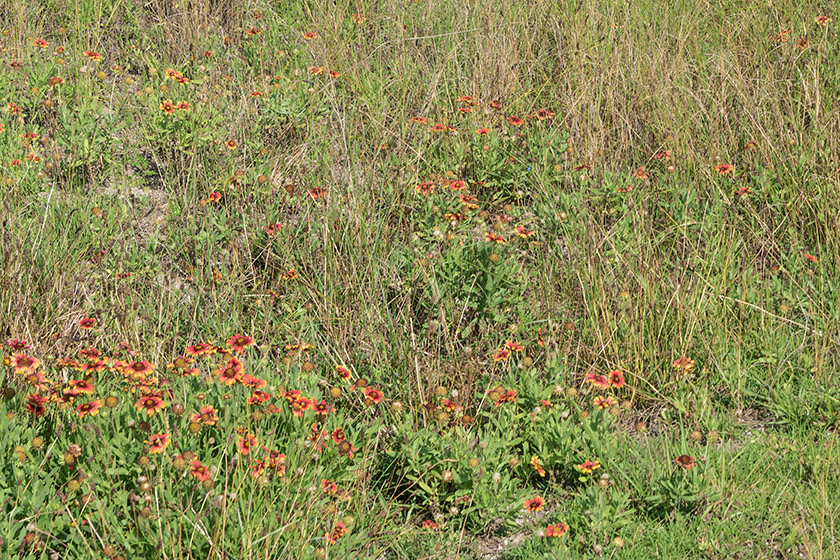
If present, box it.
[226,334,255,354]
[134,394,166,416]
[673,355,695,372]
[530,455,546,477]
[146,433,171,454]
[585,371,610,390]
[76,400,102,418]
[10,354,41,376]
[675,455,696,470]
[523,496,545,512]
[237,433,259,455]
[336,365,352,380]
[363,387,384,405]
[190,460,210,481]
[577,459,601,474]
[545,523,569,538]
[190,405,219,426]
[593,395,617,409]
[216,357,244,385]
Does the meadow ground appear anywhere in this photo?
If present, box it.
[1,0,839,558]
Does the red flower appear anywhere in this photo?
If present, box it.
[804,253,819,263]
[363,387,384,405]
[336,439,357,458]
[83,51,102,62]
[124,360,155,378]
[325,521,348,543]
[493,348,511,362]
[76,400,102,419]
[675,455,696,470]
[673,355,695,372]
[247,390,272,405]
[593,395,616,409]
[69,379,95,394]
[485,232,507,244]
[475,127,490,135]
[33,38,48,48]
[79,317,97,330]
[185,342,216,357]
[288,396,311,417]
[504,340,524,352]
[237,433,259,455]
[145,433,171,454]
[336,365,352,380]
[633,167,650,180]
[514,225,535,238]
[492,388,517,406]
[609,370,625,388]
[507,116,524,126]
[410,116,428,124]
[529,108,554,120]
[79,348,101,359]
[415,181,435,195]
[815,15,831,26]
[312,399,332,415]
[321,478,338,494]
[530,455,546,477]
[190,460,211,481]
[577,459,601,474]
[241,374,266,389]
[331,428,347,444]
[585,371,611,390]
[190,405,219,426]
[459,194,479,210]
[714,163,733,175]
[10,354,41,375]
[216,357,244,385]
[7,339,31,351]
[421,520,439,530]
[134,394,166,416]
[264,222,283,235]
[523,496,545,512]
[545,523,569,538]
[160,100,176,114]
[167,355,197,376]
[226,334,255,354]
[26,393,48,416]
[303,32,318,40]
[204,191,222,204]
